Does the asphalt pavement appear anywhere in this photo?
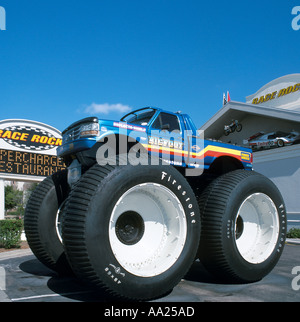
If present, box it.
[0,241,299,302]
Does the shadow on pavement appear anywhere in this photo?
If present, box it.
[184,261,219,284]
[19,258,114,302]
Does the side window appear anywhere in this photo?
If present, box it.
[151,113,181,132]
[151,114,162,130]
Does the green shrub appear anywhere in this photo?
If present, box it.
[287,228,300,239]
[0,220,23,249]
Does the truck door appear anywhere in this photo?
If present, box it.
[148,112,184,166]
[182,115,205,174]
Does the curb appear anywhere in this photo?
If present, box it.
[286,238,300,245]
[0,248,33,261]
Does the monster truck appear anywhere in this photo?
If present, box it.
[24,107,287,301]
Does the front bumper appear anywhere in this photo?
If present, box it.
[57,138,97,158]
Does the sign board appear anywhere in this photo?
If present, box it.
[246,74,300,111]
[0,119,66,180]
[0,149,65,178]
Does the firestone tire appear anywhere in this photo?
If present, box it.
[198,170,287,283]
[24,170,72,275]
[62,156,201,301]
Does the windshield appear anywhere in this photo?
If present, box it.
[275,131,289,138]
[121,108,156,126]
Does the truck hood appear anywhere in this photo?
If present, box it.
[98,119,147,134]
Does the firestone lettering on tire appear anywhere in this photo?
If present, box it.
[161,171,196,224]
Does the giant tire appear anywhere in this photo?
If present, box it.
[198,170,287,283]
[24,170,72,275]
[62,157,201,301]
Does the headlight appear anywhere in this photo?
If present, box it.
[80,123,99,137]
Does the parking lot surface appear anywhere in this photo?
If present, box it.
[0,243,299,302]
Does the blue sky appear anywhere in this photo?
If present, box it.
[0,0,299,131]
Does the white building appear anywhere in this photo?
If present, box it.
[200,74,300,230]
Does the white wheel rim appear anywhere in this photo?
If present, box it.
[55,200,66,244]
[109,183,187,277]
[235,193,279,264]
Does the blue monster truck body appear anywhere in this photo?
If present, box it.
[57,107,252,179]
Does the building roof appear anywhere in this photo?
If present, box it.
[200,100,300,139]
[246,74,300,110]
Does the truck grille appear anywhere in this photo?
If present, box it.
[61,117,99,145]
[62,125,81,144]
